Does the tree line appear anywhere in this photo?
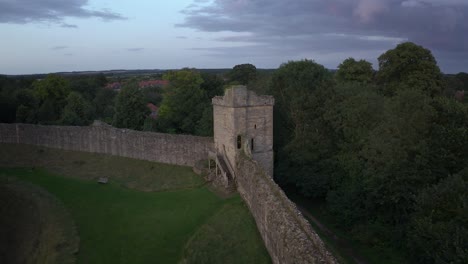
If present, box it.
[264,42,467,264]
[0,42,466,263]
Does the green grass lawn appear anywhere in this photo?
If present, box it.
[0,144,270,264]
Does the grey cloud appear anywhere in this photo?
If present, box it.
[178,0,468,72]
[176,36,188,39]
[0,0,126,25]
[61,23,78,28]
[127,48,144,52]
[51,46,68,50]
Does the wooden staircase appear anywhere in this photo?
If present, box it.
[208,151,236,192]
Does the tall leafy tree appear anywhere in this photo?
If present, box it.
[229,63,257,85]
[194,73,225,136]
[269,60,335,196]
[0,91,17,123]
[158,69,206,134]
[377,42,443,96]
[15,89,38,123]
[33,75,71,124]
[113,82,149,130]
[93,88,117,123]
[335,58,374,84]
[60,92,93,126]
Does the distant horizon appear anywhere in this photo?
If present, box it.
[1,1,466,75]
[3,65,465,77]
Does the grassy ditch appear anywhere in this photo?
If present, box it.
[0,143,270,264]
[0,176,79,264]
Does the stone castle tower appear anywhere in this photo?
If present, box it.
[212,85,274,177]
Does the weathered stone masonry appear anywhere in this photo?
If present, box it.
[236,155,336,264]
[213,86,336,264]
[0,123,213,166]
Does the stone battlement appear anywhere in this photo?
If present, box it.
[212,85,274,107]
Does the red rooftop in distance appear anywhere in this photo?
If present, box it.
[139,80,169,88]
[147,103,159,119]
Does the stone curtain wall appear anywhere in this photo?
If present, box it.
[236,154,337,264]
[0,123,337,263]
[0,123,214,166]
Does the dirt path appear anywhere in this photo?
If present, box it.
[296,205,369,264]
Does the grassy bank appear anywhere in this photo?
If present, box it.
[0,176,79,264]
[0,143,270,264]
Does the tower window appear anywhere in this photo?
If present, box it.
[254,124,257,129]
[237,135,242,149]
[251,138,254,151]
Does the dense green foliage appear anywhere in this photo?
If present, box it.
[336,58,374,84]
[113,82,149,130]
[0,74,104,126]
[93,87,116,123]
[270,60,335,197]
[0,69,225,134]
[377,42,443,96]
[61,92,94,126]
[229,63,257,85]
[269,43,467,263]
[157,69,224,136]
[157,69,206,134]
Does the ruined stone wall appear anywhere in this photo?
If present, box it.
[0,123,214,166]
[236,154,337,264]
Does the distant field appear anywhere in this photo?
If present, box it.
[0,144,270,264]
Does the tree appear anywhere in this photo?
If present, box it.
[335,58,374,84]
[425,97,468,179]
[142,86,163,106]
[157,69,207,134]
[113,83,149,130]
[269,60,335,196]
[33,75,71,124]
[377,42,443,96]
[0,91,17,123]
[60,92,93,126]
[15,89,39,123]
[193,73,225,136]
[366,90,435,206]
[93,88,117,123]
[200,72,224,99]
[229,63,257,85]
[248,71,273,95]
[408,171,467,264]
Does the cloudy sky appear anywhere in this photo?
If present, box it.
[0,0,466,74]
